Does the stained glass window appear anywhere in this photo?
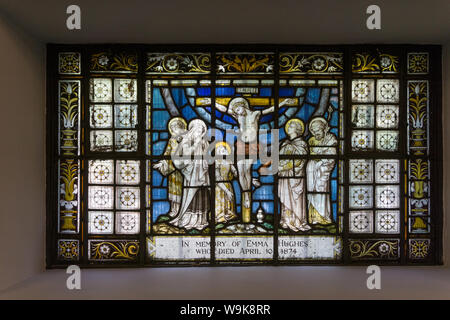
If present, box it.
[49,45,442,265]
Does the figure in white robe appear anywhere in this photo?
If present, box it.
[170,119,210,230]
[215,142,238,223]
[278,118,311,232]
[306,117,337,225]
[153,117,187,217]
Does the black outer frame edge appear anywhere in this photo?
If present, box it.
[45,44,57,268]
[430,45,444,265]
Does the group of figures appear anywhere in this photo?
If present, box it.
[153,117,237,231]
[278,116,337,232]
[153,97,338,232]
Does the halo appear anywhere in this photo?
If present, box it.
[215,141,231,154]
[285,118,305,135]
[168,117,187,135]
[188,118,207,132]
[228,97,249,115]
[309,117,328,129]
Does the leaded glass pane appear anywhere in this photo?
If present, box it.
[58,239,79,261]
[351,79,375,103]
[116,212,140,234]
[88,211,114,234]
[88,186,114,209]
[90,105,113,128]
[377,79,399,103]
[116,186,140,210]
[90,51,138,73]
[375,185,400,209]
[376,130,399,151]
[116,160,140,185]
[114,79,137,102]
[89,240,139,261]
[350,239,399,260]
[59,52,81,74]
[408,80,429,155]
[90,78,112,102]
[376,105,399,128]
[409,239,431,260]
[115,130,138,152]
[90,130,113,152]
[114,105,138,128]
[88,160,114,184]
[408,53,429,74]
[351,105,374,128]
[375,210,400,234]
[375,160,399,183]
[350,159,373,183]
[351,130,374,150]
[349,211,373,233]
[146,53,211,74]
[59,81,80,156]
[58,159,80,233]
[279,52,343,74]
[349,186,373,209]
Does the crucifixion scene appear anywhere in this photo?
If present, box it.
[150,78,341,235]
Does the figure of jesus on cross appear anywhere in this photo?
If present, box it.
[200,96,294,223]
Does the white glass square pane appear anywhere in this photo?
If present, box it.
[114,104,138,128]
[351,130,374,150]
[88,186,114,209]
[90,78,112,102]
[115,130,138,152]
[375,210,400,234]
[376,131,399,151]
[377,79,399,103]
[376,105,399,128]
[116,212,140,234]
[375,160,400,183]
[349,159,373,183]
[88,160,114,184]
[352,79,375,103]
[376,185,400,209]
[116,187,140,210]
[90,130,113,152]
[349,185,373,208]
[349,211,373,233]
[88,211,113,234]
[90,105,113,128]
[116,160,140,185]
[351,105,374,128]
[114,79,137,102]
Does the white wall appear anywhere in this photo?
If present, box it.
[0,1,448,297]
[0,13,45,291]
